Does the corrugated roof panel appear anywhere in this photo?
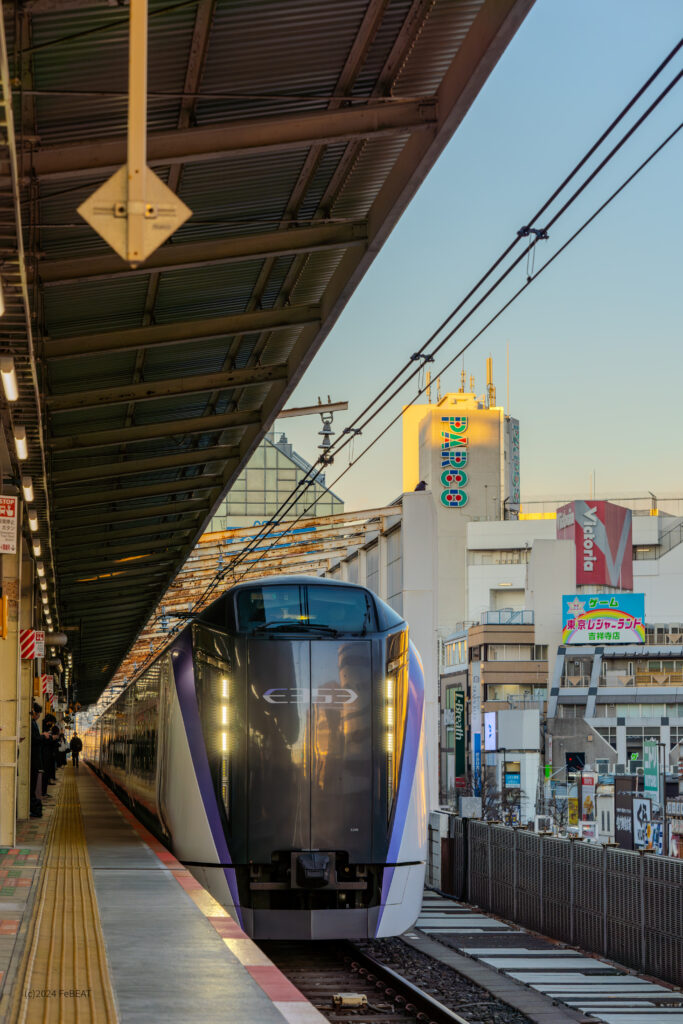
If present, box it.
[331,134,409,220]
[142,338,236,380]
[394,0,483,97]
[289,248,346,305]
[43,275,152,336]
[47,350,140,394]
[154,259,265,321]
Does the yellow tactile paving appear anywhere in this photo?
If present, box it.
[9,768,117,1024]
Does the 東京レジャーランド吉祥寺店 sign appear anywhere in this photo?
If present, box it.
[562,593,645,644]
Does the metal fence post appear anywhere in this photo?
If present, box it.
[569,838,575,945]
[487,824,493,912]
[513,829,518,920]
[602,845,608,956]
[639,851,646,972]
[539,835,544,933]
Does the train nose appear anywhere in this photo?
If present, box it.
[296,852,331,888]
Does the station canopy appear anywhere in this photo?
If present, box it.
[1,0,532,704]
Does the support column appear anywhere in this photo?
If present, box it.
[0,512,23,847]
[17,541,34,821]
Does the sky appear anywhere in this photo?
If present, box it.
[276,0,683,513]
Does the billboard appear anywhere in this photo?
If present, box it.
[643,740,659,800]
[556,500,633,590]
[581,771,597,821]
[562,593,645,644]
[615,777,634,850]
[454,690,465,777]
[633,797,652,849]
[484,711,497,751]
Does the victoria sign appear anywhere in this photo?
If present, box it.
[556,499,633,589]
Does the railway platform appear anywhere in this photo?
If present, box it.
[0,765,325,1024]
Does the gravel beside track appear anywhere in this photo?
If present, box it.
[261,939,533,1024]
[356,939,533,1024]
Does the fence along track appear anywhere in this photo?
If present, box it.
[439,817,683,987]
[10,767,118,1024]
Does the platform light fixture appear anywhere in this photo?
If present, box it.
[28,508,38,532]
[0,356,18,402]
[36,561,45,577]
[21,476,34,503]
[32,540,41,557]
[40,579,47,592]
[14,425,28,460]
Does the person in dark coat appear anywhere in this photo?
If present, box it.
[70,733,83,768]
[30,702,43,818]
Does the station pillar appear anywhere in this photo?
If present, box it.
[17,541,35,821]
[0,512,23,846]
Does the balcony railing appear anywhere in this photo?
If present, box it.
[480,609,534,625]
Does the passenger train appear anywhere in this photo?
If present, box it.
[85,576,427,939]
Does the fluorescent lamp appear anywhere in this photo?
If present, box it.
[21,476,34,503]
[40,579,47,591]
[37,561,45,577]
[32,540,41,557]
[1,357,18,401]
[14,426,28,460]
[28,508,38,531]
[41,594,48,605]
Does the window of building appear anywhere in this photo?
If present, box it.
[468,549,530,565]
[534,645,548,661]
[487,644,534,661]
[596,726,617,749]
[443,639,467,667]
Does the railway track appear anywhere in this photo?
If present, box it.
[260,940,532,1024]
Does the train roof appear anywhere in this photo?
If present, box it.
[227,575,368,591]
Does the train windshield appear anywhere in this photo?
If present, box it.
[236,584,375,635]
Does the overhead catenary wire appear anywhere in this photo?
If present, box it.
[102,43,682,695]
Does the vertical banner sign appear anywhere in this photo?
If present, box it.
[507,418,520,510]
[633,797,652,849]
[440,416,469,507]
[615,776,634,849]
[454,690,465,778]
[34,630,45,658]
[643,740,660,801]
[470,661,481,793]
[484,711,497,751]
[0,495,18,554]
[581,771,597,821]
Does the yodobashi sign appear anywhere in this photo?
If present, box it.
[440,416,468,507]
[562,593,645,644]
[556,500,633,590]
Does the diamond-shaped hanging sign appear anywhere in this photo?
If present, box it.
[78,165,192,265]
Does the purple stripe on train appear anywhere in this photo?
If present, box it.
[376,641,425,933]
[170,632,243,925]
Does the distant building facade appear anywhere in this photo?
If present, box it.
[207,430,343,531]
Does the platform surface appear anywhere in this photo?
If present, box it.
[0,766,326,1024]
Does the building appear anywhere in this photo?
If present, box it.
[207,429,343,530]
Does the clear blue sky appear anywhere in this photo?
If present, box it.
[278,0,683,512]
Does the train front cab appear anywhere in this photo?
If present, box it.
[190,580,427,939]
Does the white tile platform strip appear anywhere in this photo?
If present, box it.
[416,892,683,1022]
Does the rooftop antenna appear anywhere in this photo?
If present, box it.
[459,368,466,393]
[469,374,475,393]
[436,377,442,401]
[426,370,432,403]
[486,357,496,408]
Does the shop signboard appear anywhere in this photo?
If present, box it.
[581,771,597,821]
[643,740,659,800]
[505,772,521,787]
[0,495,18,555]
[633,797,652,849]
[645,821,663,855]
[454,690,465,778]
[35,630,45,658]
[562,593,645,644]
[615,777,634,850]
[556,499,633,589]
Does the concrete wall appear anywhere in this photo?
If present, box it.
[527,539,576,651]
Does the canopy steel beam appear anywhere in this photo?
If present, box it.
[61,559,176,581]
[55,523,196,551]
[26,100,437,182]
[39,221,368,285]
[47,363,289,413]
[57,539,185,567]
[53,474,224,510]
[49,409,261,451]
[43,304,320,360]
[51,445,240,484]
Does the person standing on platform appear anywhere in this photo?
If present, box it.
[70,733,83,768]
[30,702,43,818]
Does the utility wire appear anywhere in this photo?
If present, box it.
[113,48,683,681]
[194,60,683,598]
